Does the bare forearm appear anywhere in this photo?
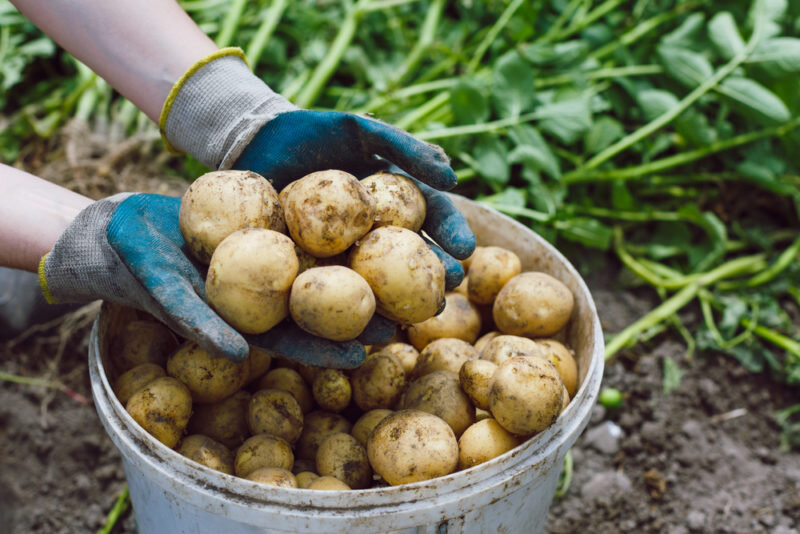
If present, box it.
[0,165,92,272]
[10,0,217,121]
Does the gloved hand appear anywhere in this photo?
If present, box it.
[39,193,390,367]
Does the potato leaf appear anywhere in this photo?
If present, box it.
[473,136,509,185]
[717,76,791,124]
[657,45,714,88]
[536,94,592,145]
[492,51,535,119]
[508,125,560,180]
[553,218,613,250]
[584,116,625,155]
[747,38,800,77]
[662,12,706,47]
[708,12,746,61]
[449,80,489,125]
[636,89,680,121]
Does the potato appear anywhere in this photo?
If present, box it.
[374,343,419,375]
[475,408,492,422]
[473,331,501,353]
[560,385,570,414]
[234,434,294,478]
[248,389,304,445]
[467,246,521,305]
[459,247,479,273]
[458,359,498,411]
[413,338,478,378]
[407,293,482,350]
[402,371,475,437]
[350,409,393,447]
[493,272,574,338]
[295,411,352,460]
[312,369,352,413]
[479,335,543,367]
[291,458,317,475]
[113,363,165,406]
[167,341,249,404]
[360,171,426,232]
[289,266,375,341]
[452,276,468,297]
[537,339,578,397]
[457,419,521,470]
[316,432,372,489]
[308,476,351,491]
[187,390,250,449]
[244,345,274,385]
[351,352,406,411]
[367,410,459,486]
[295,471,319,489]
[126,377,192,448]
[177,435,235,475]
[245,467,298,488]
[206,228,299,334]
[280,169,375,257]
[489,356,564,435]
[257,368,314,414]
[179,170,285,264]
[349,226,445,324]
[111,320,178,372]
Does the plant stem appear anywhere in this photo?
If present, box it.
[547,0,625,43]
[97,486,130,534]
[535,65,663,88]
[244,0,289,67]
[467,0,526,73]
[387,0,445,88]
[395,91,449,131]
[413,109,543,140]
[215,0,247,47]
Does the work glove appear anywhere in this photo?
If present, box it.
[39,193,391,367]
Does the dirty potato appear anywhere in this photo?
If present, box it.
[316,432,372,489]
[457,419,521,470]
[257,368,314,414]
[537,339,578,397]
[473,331,501,353]
[351,352,406,411]
[126,377,192,448]
[413,338,479,378]
[493,272,574,338]
[245,467,298,488]
[177,434,235,475]
[351,409,394,447]
[479,335,543,367]
[312,369,352,413]
[187,390,251,449]
[360,171,426,232]
[307,476,351,491]
[244,345,274,385]
[113,363,165,406]
[111,320,178,373]
[458,359,498,411]
[407,292,482,350]
[401,371,475,437]
[295,471,319,489]
[295,411,353,461]
[234,434,294,478]
[467,246,521,305]
[167,341,249,404]
[248,389,304,445]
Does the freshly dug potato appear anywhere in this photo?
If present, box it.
[479,335,543,367]
[167,341,249,404]
[459,247,479,273]
[316,432,372,489]
[280,169,375,257]
[367,410,459,486]
[489,356,564,435]
[467,247,521,305]
[360,171,426,232]
[402,371,475,437]
[187,390,251,449]
[457,419,521,470]
[493,272,574,338]
[413,338,478,378]
[373,343,418,375]
[295,471,319,489]
[407,293,482,350]
[452,276,468,297]
[458,359,498,411]
[257,368,314,414]
[177,435,235,475]
[111,320,178,372]
[351,352,406,411]
[349,226,445,324]
[245,346,274,385]
[206,228,299,334]
[290,266,375,341]
[351,409,394,447]
[312,369,352,413]
[295,411,353,460]
[475,408,492,422]
[113,363,165,406]
[474,331,501,353]
[234,434,294,478]
[245,467,298,488]
[560,385,570,414]
[126,377,192,448]
[248,389,304,445]
[179,170,285,264]
[307,476,351,491]
[537,339,578,397]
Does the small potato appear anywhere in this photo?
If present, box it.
[475,408,492,422]
[296,411,353,460]
[179,170,285,264]
[187,390,251,449]
[292,458,317,475]
[126,377,192,448]
[489,356,564,435]
[234,434,294,478]
[367,410,458,486]
[537,339,578,397]
[479,335,543,367]
[413,338,479,378]
[402,371,475,437]
[167,341,249,404]
[257,368,314,414]
[372,343,418,375]
[206,228,299,334]
[111,320,178,373]
[493,272,574,338]
[312,369,352,413]
[308,476,351,491]
[113,363,165,406]
[467,247,521,305]
[177,435,235,475]
[473,331,501,353]
[316,432,372,489]
[248,389,304,445]
[457,419,521,470]
[281,170,376,257]
[351,409,394,447]
[244,345,274,385]
[351,353,406,411]
[290,266,375,341]
[295,471,320,489]
[349,226,445,324]
[458,359,498,411]
[407,293,482,350]
[361,171,426,232]
[245,467,298,488]
[459,247,480,273]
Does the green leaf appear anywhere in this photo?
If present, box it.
[636,89,680,121]
[521,41,588,67]
[676,109,718,146]
[717,77,791,124]
[662,357,684,394]
[708,12,746,61]
[449,80,489,125]
[491,51,535,119]
[479,187,526,208]
[554,218,613,250]
[584,116,624,155]
[662,12,706,47]
[611,181,635,211]
[473,136,510,185]
[748,38,800,77]
[536,94,592,145]
[508,125,560,180]
[657,45,714,88]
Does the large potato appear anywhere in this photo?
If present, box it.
[111,320,178,373]
[457,419,521,470]
[126,377,192,448]
[179,170,285,264]
[316,432,372,489]
[360,171,426,232]
[206,228,299,334]
[234,434,294,478]
[467,246,521,305]
[349,226,445,324]
[280,170,375,257]
[289,266,375,341]
[248,389,304,445]
[493,272,574,338]
[187,390,251,449]
[113,363,165,406]
[413,338,478,378]
[257,368,314,414]
[537,339,578,397]
[295,411,352,460]
[479,335,543,367]
[167,341,249,404]
[177,435,235,475]
[407,292,482,350]
[401,371,475,437]
[351,352,406,411]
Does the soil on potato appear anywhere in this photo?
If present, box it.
[1,128,798,533]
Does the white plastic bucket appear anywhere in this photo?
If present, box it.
[89,195,604,534]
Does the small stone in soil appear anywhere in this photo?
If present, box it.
[580,470,632,503]
[584,421,623,455]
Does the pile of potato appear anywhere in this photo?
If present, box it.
[108,168,579,491]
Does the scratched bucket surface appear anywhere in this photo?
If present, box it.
[89,195,604,534]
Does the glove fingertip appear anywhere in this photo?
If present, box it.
[202,329,250,363]
[357,315,397,345]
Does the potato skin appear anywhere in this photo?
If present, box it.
[351,353,406,411]
[316,432,372,489]
[493,272,574,338]
[111,320,178,373]
[248,389,304,445]
[312,369,352,413]
[245,467,298,488]
[308,476,351,491]
[187,390,251,449]
[114,363,165,406]
[126,377,192,448]
[244,345,274,385]
[458,359,498,411]
[467,247,521,305]
[537,339,578,397]
[407,293,482,350]
[479,335,543,367]
[413,338,478,378]
[361,171,426,232]
[375,343,419,375]
[167,341,249,404]
[401,371,475,437]
[234,434,294,478]
[257,368,314,414]
[351,409,394,447]
[177,435,235,475]
[295,471,320,489]
[457,419,521,470]
[295,411,353,460]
